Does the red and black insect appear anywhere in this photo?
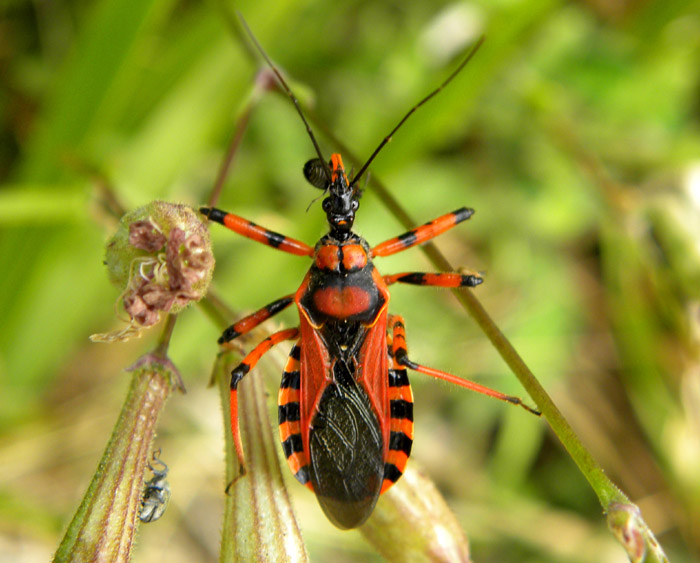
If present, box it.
[202,28,538,529]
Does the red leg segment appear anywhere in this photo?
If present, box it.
[219,294,295,345]
[384,271,482,288]
[371,208,474,258]
[388,316,539,415]
[201,207,314,256]
[228,327,300,469]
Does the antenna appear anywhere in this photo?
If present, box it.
[238,15,331,182]
[350,37,485,188]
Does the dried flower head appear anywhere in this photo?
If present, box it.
[91,201,214,342]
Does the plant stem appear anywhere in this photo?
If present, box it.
[53,354,180,563]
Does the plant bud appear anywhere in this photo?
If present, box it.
[91,201,214,342]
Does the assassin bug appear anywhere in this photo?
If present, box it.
[202,25,539,530]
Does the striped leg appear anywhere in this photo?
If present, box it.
[229,327,300,470]
[219,294,294,345]
[371,208,474,258]
[381,331,414,494]
[384,272,483,288]
[389,316,540,415]
[201,207,314,257]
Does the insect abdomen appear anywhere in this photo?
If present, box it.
[381,363,414,493]
[278,344,312,488]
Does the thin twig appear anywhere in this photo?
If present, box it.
[207,100,256,208]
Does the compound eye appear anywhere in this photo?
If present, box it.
[303,158,328,189]
[322,198,331,212]
[351,200,359,211]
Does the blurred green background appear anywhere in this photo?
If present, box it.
[2,0,700,560]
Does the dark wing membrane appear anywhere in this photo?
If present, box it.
[308,357,384,529]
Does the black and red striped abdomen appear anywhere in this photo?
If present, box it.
[278,344,312,489]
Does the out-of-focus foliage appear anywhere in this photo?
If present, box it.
[1,0,699,560]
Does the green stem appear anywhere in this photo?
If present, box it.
[53,354,180,562]
[154,314,178,358]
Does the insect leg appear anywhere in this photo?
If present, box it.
[388,315,540,415]
[228,327,300,470]
[200,207,314,256]
[371,208,474,258]
[219,294,295,345]
[384,271,482,288]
